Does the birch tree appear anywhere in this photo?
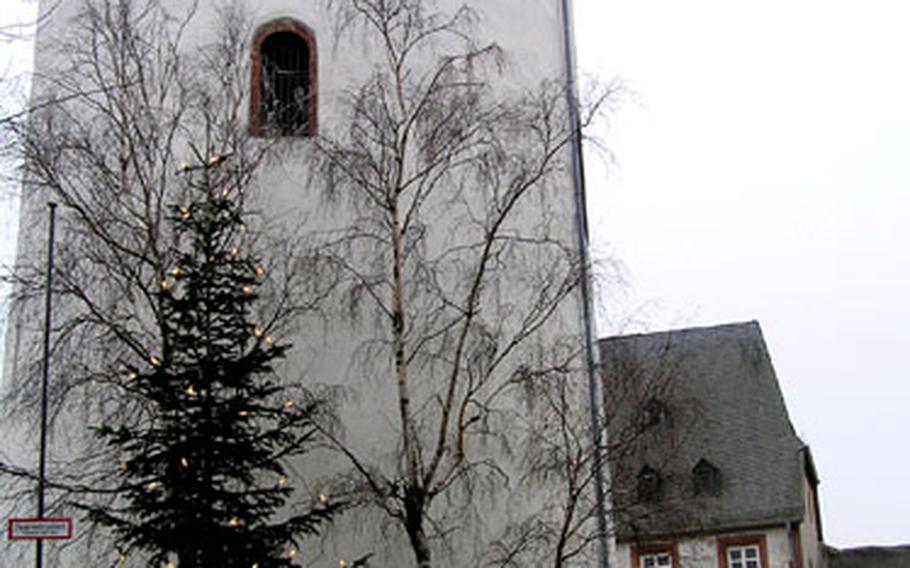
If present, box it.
[311,1,612,565]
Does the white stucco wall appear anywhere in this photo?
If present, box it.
[4,1,597,566]
[616,527,795,568]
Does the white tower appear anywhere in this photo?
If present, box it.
[4,1,606,566]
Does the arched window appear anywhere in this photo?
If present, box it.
[250,19,317,137]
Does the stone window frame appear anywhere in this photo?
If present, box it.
[250,18,318,137]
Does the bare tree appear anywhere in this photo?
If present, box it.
[308,1,614,565]
[1,1,336,564]
[478,329,700,568]
[3,1,626,566]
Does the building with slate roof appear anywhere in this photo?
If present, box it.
[599,321,825,568]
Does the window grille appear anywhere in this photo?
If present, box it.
[259,31,310,135]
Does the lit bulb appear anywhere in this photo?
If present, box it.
[319,493,330,506]
[228,516,241,528]
[165,562,177,568]
[264,335,274,346]
[241,284,253,295]
[118,552,127,564]
[231,246,240,257]
[339,560,348,568]
[252,327,264,338]
[127,371,138,380]
[255,266,265,276]
[171,266,183,277]
[146,481,160,491]
[180,206,191,219]
[221,188,230,197]
[159,280,172,291]
[238,410,250,417]
[287,548,298,559]
[252,564,259,568]
[180,457,189,468]
[277,475,288,487]
[150,356,161,366]
[185,385,197,397]
[209,155,221,165]
[283,399,295,411]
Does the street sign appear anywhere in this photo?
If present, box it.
[7,518,73,541]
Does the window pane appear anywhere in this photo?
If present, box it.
[727,545,761,568]
[640,552,671,568]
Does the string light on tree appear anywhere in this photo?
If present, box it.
[92,151,338,566]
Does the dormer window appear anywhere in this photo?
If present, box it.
[251,19,318,137]
[637,465,662,502]
[642,396,667,428]
[693,458,721,497]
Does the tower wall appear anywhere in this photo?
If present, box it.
[5,1,597,566]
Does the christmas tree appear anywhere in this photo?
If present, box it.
[92,154,337,567]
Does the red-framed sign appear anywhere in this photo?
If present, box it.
[8,518,73,541]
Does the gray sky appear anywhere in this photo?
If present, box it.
[577,0,910,548]
[2,0,907,549]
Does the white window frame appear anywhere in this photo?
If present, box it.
[639,551,672,568]
[726,544,762,568]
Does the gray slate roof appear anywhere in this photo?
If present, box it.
[599,321,811,541]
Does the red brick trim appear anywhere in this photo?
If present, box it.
[250,18,318,137]
[630,541,680,568]
[717,533,769,568]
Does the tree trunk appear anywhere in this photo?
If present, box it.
[406,514,433,568]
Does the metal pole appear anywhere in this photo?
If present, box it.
[37,202,57,568]
[558,1,610,566]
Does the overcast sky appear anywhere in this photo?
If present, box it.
[2,0,908,550]
[577,0,910,548]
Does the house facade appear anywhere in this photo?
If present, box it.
[599,322,824,568]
